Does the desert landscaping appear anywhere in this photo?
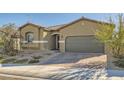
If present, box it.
[0,52,124,80]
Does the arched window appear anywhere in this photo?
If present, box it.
[25,32,34,43]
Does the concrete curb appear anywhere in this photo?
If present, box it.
[0,73,44,80]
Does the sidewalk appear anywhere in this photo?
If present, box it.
[0,64,68,79]
[1,64,124,80]
[0,73,41,80]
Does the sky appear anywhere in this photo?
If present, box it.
[0,13,120,27]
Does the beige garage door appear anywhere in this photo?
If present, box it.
[65,36,104,53]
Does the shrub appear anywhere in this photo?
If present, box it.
[0,42,3,48]
[0,56,4,60]
[113,59,124,68]
[8,51,17,56]
[28,59,39,64]
[0,23,19,56]
[14,59,28,64]
[0,58,16,64]
[95,14,124,57]
[32,56,43,59]
[116,55,124,59]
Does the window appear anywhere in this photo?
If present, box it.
[25,32,34,43]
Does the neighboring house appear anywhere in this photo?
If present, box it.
[17,17,111,53]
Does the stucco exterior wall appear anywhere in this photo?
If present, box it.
[13,38,21,50]
[58,20,104,52]
[19,20,111,53]
[39,29,51,50]
[47,31,56,50]
[20,25,40,49]
[20,25,49,50]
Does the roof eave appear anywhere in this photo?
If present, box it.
[56,17,115,31]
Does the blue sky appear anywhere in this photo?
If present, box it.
[0,13,120,27]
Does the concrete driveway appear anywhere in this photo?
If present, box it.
[39,53,107,65]
[0,53,108,80]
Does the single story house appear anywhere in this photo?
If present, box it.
[17,17,112,53]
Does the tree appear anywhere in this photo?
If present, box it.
[0,23,18,56]
[96,14,124,58]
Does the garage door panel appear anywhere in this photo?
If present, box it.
[65,36,104,53]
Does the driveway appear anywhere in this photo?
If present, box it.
[0,53,110,80]
[39,53,107,65]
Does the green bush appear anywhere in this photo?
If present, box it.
[14,59,28,64]
[0,56,4,60]
[116,55,124,59]
[0,42,3,48]
[0,58,16,64]
[32,56,43,59]
[8,50,18,56]
[113,59,124,68]
[28,59,39,64]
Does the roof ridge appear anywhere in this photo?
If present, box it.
[19,22,45,29]
[19,17,113,31]
[56,17,113,30]
[47,24,66,28]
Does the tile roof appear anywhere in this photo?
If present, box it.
[18,17,114,31]
[45,24,66,31]
[19,22,44,30]
[55,17,114,30]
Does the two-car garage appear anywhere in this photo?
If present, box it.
[65,36,104,53]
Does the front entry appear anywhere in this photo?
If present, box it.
[51,34,60,50]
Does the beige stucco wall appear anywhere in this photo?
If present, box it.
[20,25,50,50]
[47,31,56,50]
[19,21,111,53]
[13,38,21,50]
[40,29,51,50]
[58,20,105,52]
